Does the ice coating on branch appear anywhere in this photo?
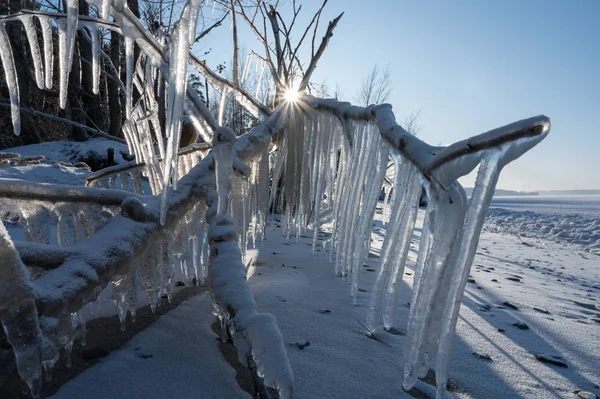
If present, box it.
[0,24,21,135]
[0,223,44,399]
[213,127,236,219]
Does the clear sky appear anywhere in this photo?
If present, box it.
[197,0,600,191]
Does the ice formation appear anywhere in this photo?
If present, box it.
[0,2,552,398]
[209,129,294,398]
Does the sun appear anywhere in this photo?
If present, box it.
[283,87,299,103]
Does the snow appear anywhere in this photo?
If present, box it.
[45,202,600,399]
[6,139,130,167]
[49,293,249,399]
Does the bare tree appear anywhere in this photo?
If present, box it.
[403,108,422,136]
[354,64,392,106]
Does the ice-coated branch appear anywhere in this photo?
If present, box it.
[0,179,139,207]
[208,124,293,398]
[14,241,72,270]
[303,96,550,183]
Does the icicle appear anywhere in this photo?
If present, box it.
[350,127,388,299]
[137,244,161,310]
[112,266,137,330]
[241,53,252,84]
[57,0,79,109]
[20,208,51,244]
[198,221,209,284]
[0,24,21,135]
[19,16,44,90]
[161,234,176,301]
[101,0,111,20]
[124,37,134,117]
[382,167,420,330]
[257,147,270,239]
[38,17,54,89]
[116,172,129,191]
[160,0,202,223]
[55,208,76,248]
[402,182,467,390]
[218,86,229,126]
[188,0,201,43]
[64,341,73,368]
[130,171,144,194]
[255,61,266,98]
[88,23,101,95]
[382,185,391,225]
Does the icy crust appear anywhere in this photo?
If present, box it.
[485,208,600,255]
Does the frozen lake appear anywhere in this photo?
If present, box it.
[490,195,600,218]
[486,195,600,254]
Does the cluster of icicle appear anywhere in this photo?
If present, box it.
[0,0,207,224]
[231,146,270,264]
[365,145,531,398]
[0,0,105,136]
[263,105,544,398]
[329,121,390,302]
[0,199,110,250]
[0,198,211,398]
[269,111,344,242]
[209,128,294,398]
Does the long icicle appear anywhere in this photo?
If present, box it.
[0,25,20,135]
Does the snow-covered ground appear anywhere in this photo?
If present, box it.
[49,205,600,399]
[2,141,598,398]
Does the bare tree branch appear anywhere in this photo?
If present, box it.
[299,11,343,91]
[194,10,229,42]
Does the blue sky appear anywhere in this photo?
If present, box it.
[197,0,599,191]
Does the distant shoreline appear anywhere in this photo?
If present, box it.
[464,188,600,197]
